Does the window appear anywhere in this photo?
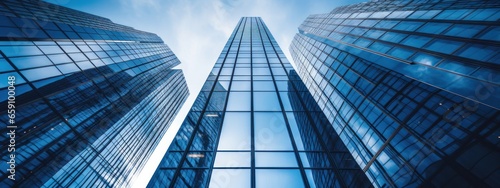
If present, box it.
[401,35,432,48]
[10,55,52,69]
[393,21,424,31]
[209,169,251,188]
[226,92,250,111]
[255,152,298,167]
[254,92,281,111]
[21,66,62,81]
[479,26,500,42]
[254,112,293,150]
[256,170,305,188]
[417,22,452,34]
[424,39,463,54]
[388,47,414,60]
[217,112,251,150]
[444,24,485,38]
[464,8,500,21]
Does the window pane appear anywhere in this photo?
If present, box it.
[209,169,250,188]
[21,66,61,81]
[254,112,293,150]
[255,152,298,167]
[226,92,250,111]
[425,39,463,54]
[217,112,251,150]
[230,81,250,91]
[256,169,305,188]
[254,92,281,111]
[214,152,251,167]
[253,81,275,91]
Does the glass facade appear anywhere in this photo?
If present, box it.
[148,17,371,188]
[290,0,500,187]
[0,0,189,187]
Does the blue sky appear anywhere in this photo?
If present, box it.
[48,0,366,186]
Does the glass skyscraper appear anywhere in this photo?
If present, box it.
[148,17,372,188]
[290,0,499,187]
[0,0,188,187]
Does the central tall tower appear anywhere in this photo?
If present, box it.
[147,17,372,188]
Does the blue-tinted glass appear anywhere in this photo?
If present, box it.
[0,45,42,57]
[230,81,251,91]
[444,24,485,38]
[388,47,414,60]
[401,35,432,48]
[21,66,61,81]
[218,112,251,150]
[255,152,298,167]
[10,55,52,69]
[209,169,251,188]
[256,170,305,188]
[213,152,251,167]
[457,44,499,63]
[411,53,442,66]
[437,60,477,75]
[418,22,452,34]
[425,39,463,54]
[254,112,293,150]
[393,21,424,31]
[226,92,250,111]
[479,26,500,41]
[254,92,281,111]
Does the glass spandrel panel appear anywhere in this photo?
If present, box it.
[217,112,251,150]
[255,169,305,188]
[254,112,293,150]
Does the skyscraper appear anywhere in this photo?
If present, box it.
[290,0,500,187]
[148,17,372,188]
[0,0,188,187]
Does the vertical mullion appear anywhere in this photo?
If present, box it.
[250,17,256,188]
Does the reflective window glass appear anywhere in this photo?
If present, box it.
[209,169,251,188]
[255,170,305,188]
[218,112,251,150]
[255,152,298,167]
[214,152,251,167]
[226,92,250,111]
[254,92,281,111]
[254,112,293,150]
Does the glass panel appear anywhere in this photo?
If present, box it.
[226,92,250,111]
[21,66,61,81]
[401,35,432,48]
[479,26,500,41]
[254,112,293,150]
[444,24,485,38]
[209,169,251,188]
[255,169,305,188]
[254,92,281,111]
[425,39,463,54]
[10,55,52,69]
[253,81,275,91]
[230,81,251,91]
[214,152,251,167]
[417,22,452,34]
[217,112,251,150]
[255,152,298,167]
